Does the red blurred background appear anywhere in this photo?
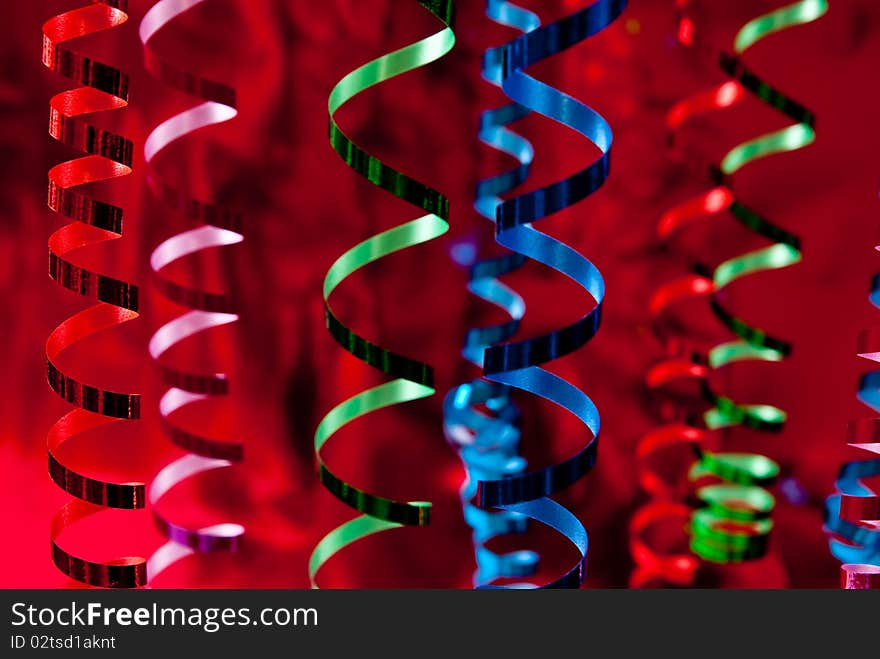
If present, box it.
[2,0,879,588]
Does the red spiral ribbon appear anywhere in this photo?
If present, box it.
[630,216,717,586]
[43,0,146,588]
[140,0,243,582]
[825,274,880,587]
[841,563,880,590]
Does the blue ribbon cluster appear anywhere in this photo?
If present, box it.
[444,0,626,589]
[825,274,880,566]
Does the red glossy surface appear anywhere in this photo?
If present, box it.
[3,0,879,588]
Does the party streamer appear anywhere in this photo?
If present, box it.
[633,0,827,578]
[458,0,628,589]
[824,269,880,589]
[140,0,244,581]
[442,0,539,587]
[43,0,145,587]
[308,0,455,588]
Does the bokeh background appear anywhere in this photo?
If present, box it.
[2,0,879,588]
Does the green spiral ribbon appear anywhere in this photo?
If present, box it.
[308,0,455,588]
[666,0,827,563]
[705,0,825,397]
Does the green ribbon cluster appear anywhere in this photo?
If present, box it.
[691,0,828,563]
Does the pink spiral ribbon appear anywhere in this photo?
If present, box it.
[140,0,244,583]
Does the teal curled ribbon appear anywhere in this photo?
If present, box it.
[442,0,539,588]
[462,0,625,589]
[824,270,880,580]
[308,0,455,588]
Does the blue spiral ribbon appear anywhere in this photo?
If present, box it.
[825,270,880,569]
[443,0,539,588]
[447,0,625,589]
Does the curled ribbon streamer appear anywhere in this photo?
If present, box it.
[631,287,778,581]
[840,564,880,590]
[43,0,146,588]
[140,0,244,582]
[640,0,826,568]
[308,0,455,588]
[463,0,628,589]
[442,0,539,588]
[824,266,880,588]
[630,416,702,587]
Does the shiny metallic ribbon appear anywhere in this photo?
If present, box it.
[825,268,880,588]
[43,0,146,588]
[464,0,628,589]
[633,0,827,579]
[308,0,455,588]
[140,0,244,583]
[441,0,539,589]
